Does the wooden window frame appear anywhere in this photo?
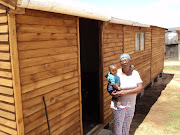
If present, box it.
[135,32,145,51]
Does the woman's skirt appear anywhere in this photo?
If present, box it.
[112,106,135,135]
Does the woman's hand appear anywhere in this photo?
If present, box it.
[118,83,143,96]
[117,90,128,96]
[111,91,118,97]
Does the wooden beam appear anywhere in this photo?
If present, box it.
[8,13,24,135]
[8,7,25,14]
[0,0,17,10]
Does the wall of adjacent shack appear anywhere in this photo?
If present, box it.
[102,23,124,122]
[126,26,152,89]
[0,4,18,135]
[102,23,153,123]
[151,26,165,81]
[16,9,81,135]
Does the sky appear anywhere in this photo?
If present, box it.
[76,0,180,28]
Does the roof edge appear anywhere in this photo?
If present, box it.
[150,25,168,30]
[17,0,111,21]
[109,17,150,27]
[17,0,163,28]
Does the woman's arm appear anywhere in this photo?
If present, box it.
[118,83,143,96]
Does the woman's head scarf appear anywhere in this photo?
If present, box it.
[119,53,134,68]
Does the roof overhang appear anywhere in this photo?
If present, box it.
[110,17,150,27]
[17,0,155,28]
[17,0,111,21]
[151,25,168,30]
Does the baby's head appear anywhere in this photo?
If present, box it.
[109,63,117,75]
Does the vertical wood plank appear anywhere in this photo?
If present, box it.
[8,13,24,135]
[122,25,125,53]
[150,27,152,81]
[77,17,83,135]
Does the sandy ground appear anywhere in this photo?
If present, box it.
[131,71,180,135]
[164,60,180,66]
[131,61,180,135]
[98,61,180,135]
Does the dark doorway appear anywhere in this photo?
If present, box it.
[79,18,100,134]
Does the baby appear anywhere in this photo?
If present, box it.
[105,63,122,109]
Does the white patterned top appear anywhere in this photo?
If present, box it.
[117,69,143,107]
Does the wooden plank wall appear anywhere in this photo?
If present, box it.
[0,4,18,135]
[151,26,165,81]
[102,23,123,122]
[102,24,153,122]
[16,9,81,135]
[123,26,152,89]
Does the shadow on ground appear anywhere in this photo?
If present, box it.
[129,73,174,135]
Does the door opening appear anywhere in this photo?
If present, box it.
[79,18,100,134]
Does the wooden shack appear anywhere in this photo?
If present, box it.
[0,0,165,135]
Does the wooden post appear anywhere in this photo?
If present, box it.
[8,13,24,135]
[151,80,154,87]
[154,75,160,82]
[77,17,83,135]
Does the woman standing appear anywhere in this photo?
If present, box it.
[111,53,143,135]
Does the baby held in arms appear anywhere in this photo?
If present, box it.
[105,63,123,109]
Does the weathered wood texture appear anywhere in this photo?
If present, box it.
[102,24,155,122]
[123,26,152,89]
[102,23,124,122]
[77,17,83,135]
[151,26,165,81]
[0,4,18,135]
[8,13,24,135]
[0,0,16,9]
[16,9,81,134]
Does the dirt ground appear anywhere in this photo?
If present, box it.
[98,61,180,135]
[129,61,180,135]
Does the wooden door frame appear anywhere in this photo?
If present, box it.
[86,20,108,135]
[99,21,104,123]
[77,17,83,135]
[78,18,104,134]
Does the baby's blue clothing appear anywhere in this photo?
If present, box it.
[106,72,120,86]
[105,72,121,101]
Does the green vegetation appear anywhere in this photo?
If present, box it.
[177,105,180,109]
[164,111,180,134]
[164,66,180,70]
[177,94,180,100]
[164,94,180,134]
